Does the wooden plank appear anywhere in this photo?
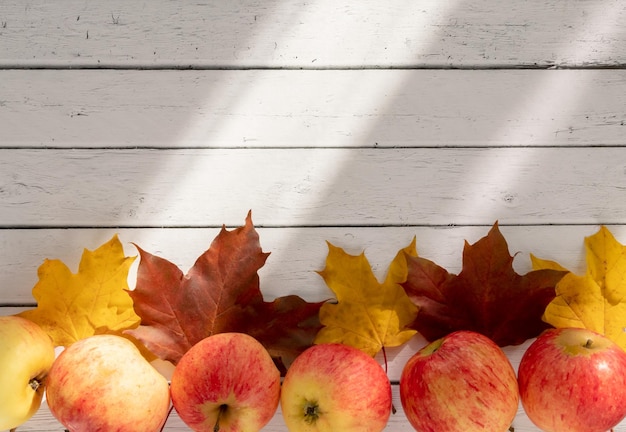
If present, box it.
[0,0,624,68]
[0,220,623,431]
[4,224,581,429]
[0,224,607,305]
[0,147,626,227]
[2,69,626,148]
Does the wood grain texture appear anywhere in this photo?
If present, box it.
[1,147,626,227]
[0,0,624,68]
[3,1,626,430]
[1,69,626,148]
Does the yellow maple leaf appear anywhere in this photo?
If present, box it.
[532,226,626,350]
[19,235,140,347]
[314,238,419,356]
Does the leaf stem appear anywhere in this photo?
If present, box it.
[381,346,397,415]
[382,345,388,374]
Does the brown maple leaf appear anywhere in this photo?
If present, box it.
[125,212,324,372]
[402,222,567,346]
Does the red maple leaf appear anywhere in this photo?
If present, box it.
[402,222,567,346]
[126,212,324,372]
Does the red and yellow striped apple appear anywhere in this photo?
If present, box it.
[170,332,281,432]
[0,315,55,430]
[45,334,171,432]
[400,330,519,432]
[280,343,392,432]
[518,327,626,432]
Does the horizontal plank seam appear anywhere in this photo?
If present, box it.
[0,222,621,230]
[1,144,626,151]
[1,64,626,71]
[0,303,36,308]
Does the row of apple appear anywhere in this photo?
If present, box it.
[2,314,626,432]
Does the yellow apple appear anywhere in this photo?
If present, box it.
[45,334,170,432]
[0,315,55,430]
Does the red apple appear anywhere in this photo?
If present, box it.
[280,343,392,431]
[400,330,519,432]
[518,327,626,432]
[170,332,281,432]
[46,334,171,432]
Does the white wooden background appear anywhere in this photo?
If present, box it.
[1,0,626,430]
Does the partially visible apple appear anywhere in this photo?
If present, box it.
[400,330,518,432]
[0,315,55,430]
[45,334,170,432]
[518,327,626,432]
[280,343,392,432]
[170,332,281,432]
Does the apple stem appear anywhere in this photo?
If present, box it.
[380,346,397,415]
[303,401,321,424]
[214,404,228,432]
[585,338,593,349]
[28,378,41,391]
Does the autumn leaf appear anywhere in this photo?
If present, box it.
[314,239,419,357]
[19,235,139,347]
[126,212,324,372]
[533,226,626,350]
[402,223,567,346]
